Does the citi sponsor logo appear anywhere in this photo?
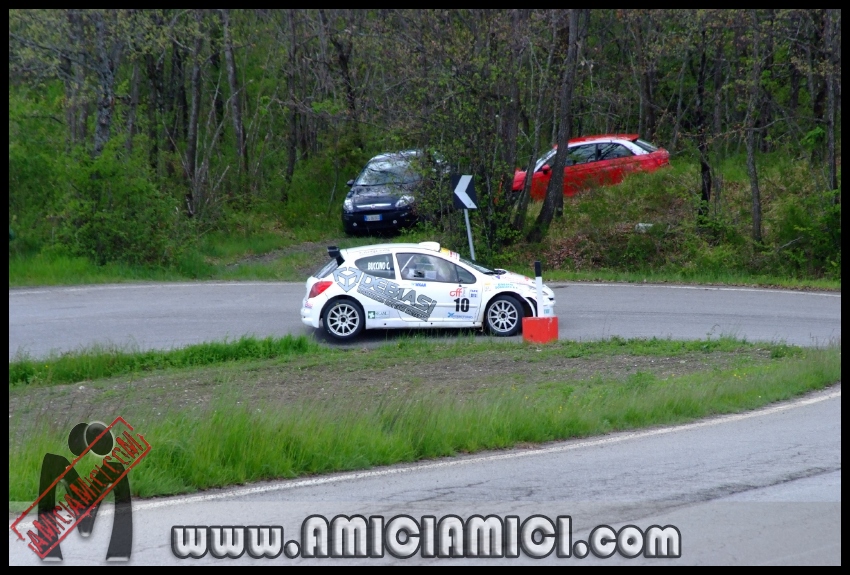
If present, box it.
[447,313,474,320]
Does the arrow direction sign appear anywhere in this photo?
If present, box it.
[451,174,477,210]
[451,174,477,260]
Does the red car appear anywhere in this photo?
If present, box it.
[512,134,670,200]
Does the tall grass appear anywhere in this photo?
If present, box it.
[8,346,840,502]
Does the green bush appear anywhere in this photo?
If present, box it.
[9,86,68,253]
[766,189,841,278]
[57,140,182,266]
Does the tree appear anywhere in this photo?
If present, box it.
[528,9,586,243]
[220,9,247,174]
[745,10,763,244]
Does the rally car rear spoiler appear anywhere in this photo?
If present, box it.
[327,246,343,265]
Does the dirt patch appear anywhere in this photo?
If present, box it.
[226,240,335,268]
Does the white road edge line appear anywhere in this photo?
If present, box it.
[10,388,840,528]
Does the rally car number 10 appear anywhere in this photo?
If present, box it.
[300,242,556,341]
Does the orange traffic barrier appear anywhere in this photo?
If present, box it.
[522,317,559,344]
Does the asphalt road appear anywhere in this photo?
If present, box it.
[8,281,842,564]
[8,281,842,359]
[9,387,841,565]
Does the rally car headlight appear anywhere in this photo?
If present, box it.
[343,198,354,212]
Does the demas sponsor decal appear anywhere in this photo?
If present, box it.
[333,267,437,320]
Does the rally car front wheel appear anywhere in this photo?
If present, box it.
[484,294,524,337]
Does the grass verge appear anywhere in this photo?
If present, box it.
[9,335,319,387]
[8,336,840,504]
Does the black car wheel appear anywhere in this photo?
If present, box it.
[322,298,365,341]
[484,294,524,337]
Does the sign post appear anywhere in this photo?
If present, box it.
[451,175,477,260]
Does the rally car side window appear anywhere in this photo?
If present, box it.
[397,253,457,283]
[355,253,395,279]
[457,266,476,284]
[397,253,476,284]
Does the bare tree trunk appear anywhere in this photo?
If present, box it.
[757,10,775,153]
[640,70,655,142]
[185,11,204,217]
[528,9,584,243]
[61,11,77,148]
[639,13,656,142]
[712,37,724,150]
[512,12,557,232]
[284,8,298,198]
[495,9,524,227]
[694,30,711,218]
[63,10,87,148]
[825,8,838,196]
[318,9,363,150]
[163,41,178,156]
[79,101,90,147]
[173,42,189,142]
[209,21,226,141]
[745,10,763,244]
[125,61,140,153]
[92,11,122,158]
[221,9,247,173]
[670,54,688,151]
[809,10,827,164]
[60,58,76,150]
[144,51,164,168]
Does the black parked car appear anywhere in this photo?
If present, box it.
[342,150,448,236]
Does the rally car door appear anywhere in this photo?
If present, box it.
[394,253,479,323]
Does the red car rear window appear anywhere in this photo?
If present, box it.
[633,139,659,153]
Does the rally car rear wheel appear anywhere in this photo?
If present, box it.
[323,298,365,341]
[484,295,524,337]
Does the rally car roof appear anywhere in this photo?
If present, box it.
[341,241,441,254]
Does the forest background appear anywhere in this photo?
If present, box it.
[8,9,842,287]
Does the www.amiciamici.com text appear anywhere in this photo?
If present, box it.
[172,515,681,560]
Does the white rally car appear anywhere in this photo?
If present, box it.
[301,241,556,341]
